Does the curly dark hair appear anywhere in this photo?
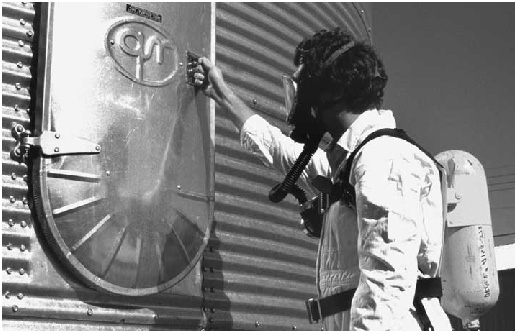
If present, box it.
[294,28,388,114]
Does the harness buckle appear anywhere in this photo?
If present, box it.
[305,298,322,324]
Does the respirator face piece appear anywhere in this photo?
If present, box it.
[281,74,320,143]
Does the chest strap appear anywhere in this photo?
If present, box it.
[305,277,442,324]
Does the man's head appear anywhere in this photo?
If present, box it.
[294,27,388,115]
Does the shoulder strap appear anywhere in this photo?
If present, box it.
[333,128,443,208]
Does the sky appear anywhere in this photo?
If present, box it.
[373,3,515,246]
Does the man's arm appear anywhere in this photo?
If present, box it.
[194,57,254,131]
[194,58,331,189]
[349,139,424,330]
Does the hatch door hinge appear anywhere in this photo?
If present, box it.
[11,124,101,163]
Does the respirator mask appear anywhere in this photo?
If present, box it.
[269,41,355,205]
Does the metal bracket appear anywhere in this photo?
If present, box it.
[10,124,101,163]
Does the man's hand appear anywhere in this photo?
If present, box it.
[194,57,230,105]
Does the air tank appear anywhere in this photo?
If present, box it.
[436,150,500,323]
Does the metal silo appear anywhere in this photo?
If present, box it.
[2,2,372,330]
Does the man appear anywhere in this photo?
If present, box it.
[194,28,451,331]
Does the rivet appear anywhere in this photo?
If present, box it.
[20,221,27,228]
[20,19,26,25]
[20,244,26,252]
[202,267,207,272]
[7,243,13,250]
[106,171,111,176]
[255,321,260,327]
[26,31,34,38]
[8,219,15,227]
[6,267,13,275]
[17,62,23,68]
[11,173,17,180]
[177,185,181,190]
[179,62,183,67]
[292,325,297,330]
[321,326,324,331]
[87,308,93,316]
[110,40,115,45]
[12,305,18,312]
[14,104,20,111]
[54,147,59,153]
[5,291,10,299]
[203,307,208,312]
[95,145,101,151]
[252,99,257,105]
[23,197,28,205]
[15,83,22,90]
[209,318,214,323]
[15,124,25,132]
[55,133,60,139]
[23,175,28,182]
[10,196,16,203]
[211,308,216,313]
[17,293,24,300]
[455,193,462,200]
[19,268,25,275]
[18,40,25,47]
[202,287,207,292]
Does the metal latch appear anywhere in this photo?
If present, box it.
[11,123,101,163]
[186,51,201,86]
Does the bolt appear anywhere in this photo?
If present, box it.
[15,83,21,90]
[20,244,26,252]
[106,170,111,176]
[7,243,13,250]
[87,308,93,316]
[110,40,115,45]
[20,221,27,228]
[203,307,208,312]
[14,104,20,111]
[16,124,25,132]
[177,185,181,190]
[54,147,59,153]
[17,62,23,68]
[12,305,18,312]
[17,293,24,300]
[8,219,15,227]
[55,133,60,139]
[5,291,10,299]
[321,326,324,331]
[11,173,17,180]
[26,31,34,38]
[179,62,183,67]
[20,19,26,25]
[10,196,16,203]
[211,308,216,313]
[19,268,25,275]
[252,99,257,105]
[292,325,297,330]
[18,40,25,47]
[23,197,28,205]
[95,145,101,151]
[6,267,13,275]
[255,321,260,327]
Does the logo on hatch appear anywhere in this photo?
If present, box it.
[106,18,178,87]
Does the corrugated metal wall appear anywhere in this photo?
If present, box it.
[2,2,204,330]
[202,2,372,330]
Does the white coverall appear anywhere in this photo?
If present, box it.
[240,108,452,330]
